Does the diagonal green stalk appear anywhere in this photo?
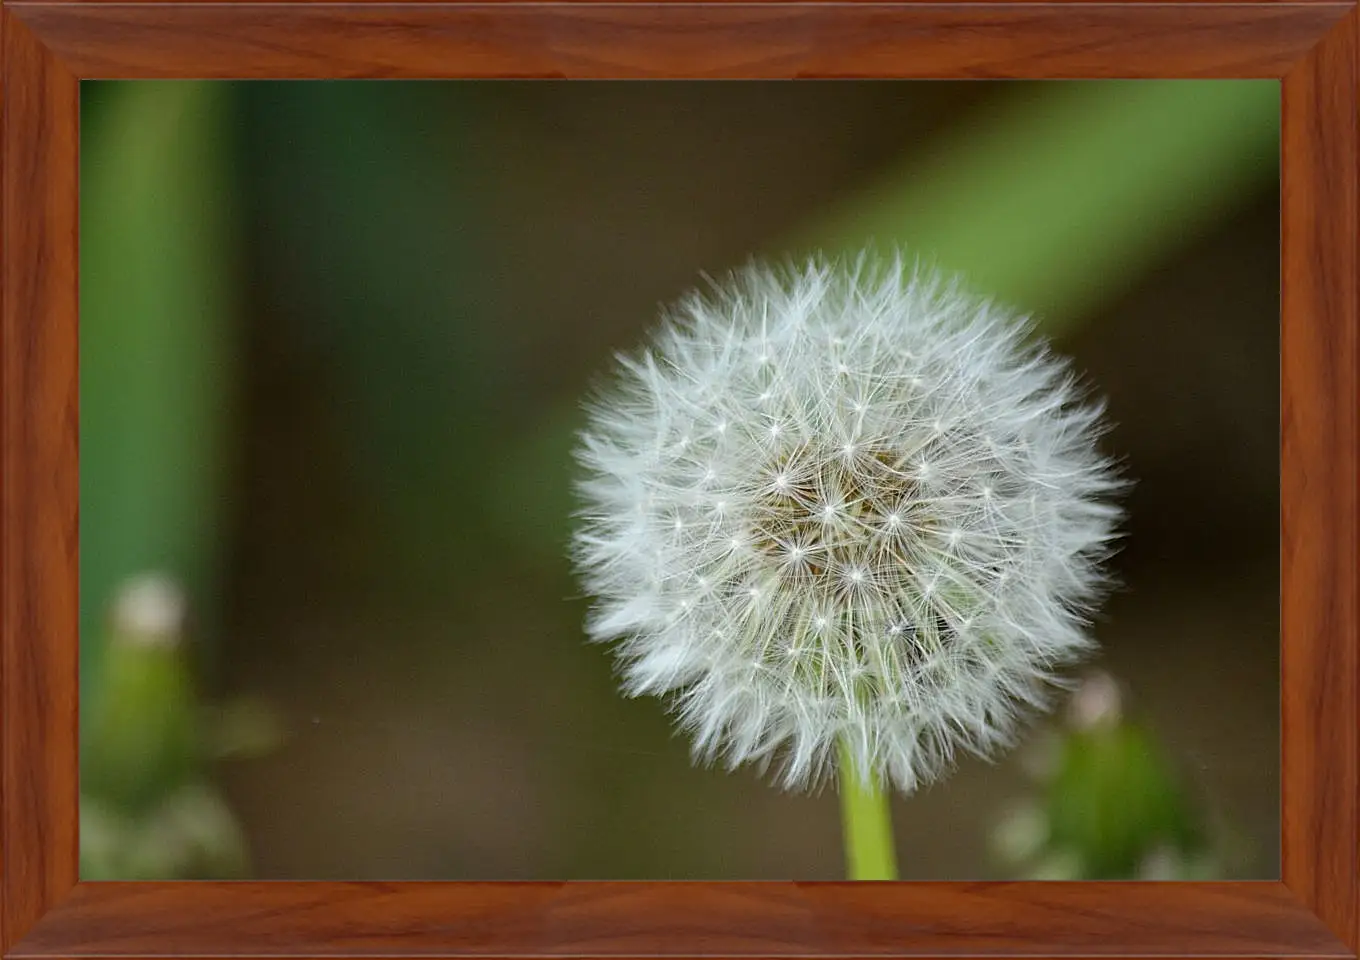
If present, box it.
[838,739,899,880]
[786,81,1280,339]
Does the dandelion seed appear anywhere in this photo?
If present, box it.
[572,252,1123,795]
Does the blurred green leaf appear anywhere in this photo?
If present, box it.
[994,673,1215,880]
[790,81,1279,335]
[80,81,241,689]
[1044,720,1204,878]
[81,579,201,816]
[81,784,251,880]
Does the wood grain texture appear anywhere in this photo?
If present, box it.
[8,0,1350,5]
[1,1,1358,958]
[5,3,1349,79]
[7,881,1354,957]
[0,5,80,955]
[1281,6,1360,952]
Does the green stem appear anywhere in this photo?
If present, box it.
[838,739,899,880]
[81,81,240,692]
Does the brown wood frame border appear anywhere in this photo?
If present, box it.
[2,3,1355,958]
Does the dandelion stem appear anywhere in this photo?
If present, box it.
[838,739,899,880]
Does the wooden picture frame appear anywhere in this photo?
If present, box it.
[2,2,1355,957]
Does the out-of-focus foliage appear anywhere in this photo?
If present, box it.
[80,576,264,880]
[991,673,1222,880]
[80,81,240,689]
[82,784,250,880]
[80,83,278,880]
[82,578,202,813]
[796,81,1279,335]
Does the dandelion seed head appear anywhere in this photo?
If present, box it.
[572,253,1123,794]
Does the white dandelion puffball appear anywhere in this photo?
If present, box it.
[572,254,1123,795]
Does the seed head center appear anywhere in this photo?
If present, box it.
[749,443,924,594]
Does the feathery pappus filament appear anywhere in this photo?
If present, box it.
[572,253,1123,795]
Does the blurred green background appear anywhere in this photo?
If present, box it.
[79,80,1280,881]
